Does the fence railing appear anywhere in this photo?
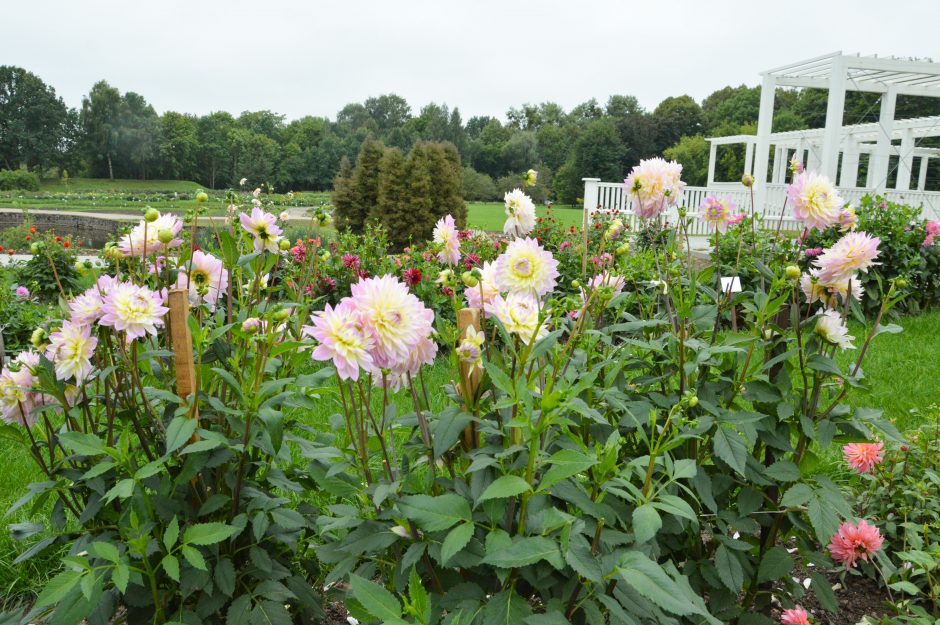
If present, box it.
[582,179,940,234]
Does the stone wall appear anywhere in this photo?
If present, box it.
[0,211,133,247]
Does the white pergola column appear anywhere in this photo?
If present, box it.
[772,146,784,183]
[807,144,821,172]
[821,56,847,179]
[743,141,754,178]
[707,142,717,185]
[896,128,915,190]
[840,136,860,187]
[753,74,777,210]
[918,156,930,191]
[870,86,897,192]
[582,178,600,216]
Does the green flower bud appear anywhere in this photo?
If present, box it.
[157,229,175,244]
[30,327,48,348]
[741,173,755,188]
[895,278,908,289]
[571,279,581,289]
[688,395,699,408]
[144,207,159,222]
[30,242,40,254]
[319,251,331,262]
[616,242,630,256]
[461,271,479,288]
[785,265,801,280]
[278,238,291,251]
[195,191,209,203]
[272,308,291,322]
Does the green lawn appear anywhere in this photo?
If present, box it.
[466,202,583,232]
[38,178,205,193]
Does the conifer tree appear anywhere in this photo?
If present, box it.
[341,137,385,233]
[402,142,435,245]
[331,156,355,231]
[425,141,467,228]
[372,147,407,242]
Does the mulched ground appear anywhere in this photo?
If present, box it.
[769,565,893,625]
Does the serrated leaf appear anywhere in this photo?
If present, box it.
[715,544,744,592]
[112,562,129,593]
[183,522,239,545]
[712,426,748,475]
[215,557,236,596]
[483,536,564,570]
[89,541,119,563]
[440,521,474,566]
[478,475,531,503]
[250,599,292,625]
[809,571,838,612]
[632,504,661,544]
[182,545,207,571]
[764,460,801,482]
[35,570,82,608]
[59,431,107,456]
[398,494,471,532]
[349,574,401,622]
[617,551,694,616]
[538,449,597,491]
[164,516,180,550]
[162,554,180,582]
[756,546,792,583]
[482,589,532,625]
[165,416,197,454]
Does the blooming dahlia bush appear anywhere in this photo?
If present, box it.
[298,164,904,624]
[0,192,332,624]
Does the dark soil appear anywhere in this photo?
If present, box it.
[322,601,350,625]
[770,566,893,625]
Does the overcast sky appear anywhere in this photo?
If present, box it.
[3,0,939,122]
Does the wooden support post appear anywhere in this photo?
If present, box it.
[457,307,482,449]
[168,289,197,418]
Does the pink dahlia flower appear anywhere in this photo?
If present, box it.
[787,171,844,231]
[494,237,559,297]
[119,212,183,257]
[843,442,884,474]
[433,214,461,266]
[828,520,883,569]
[239,207,283,253]
[812,231,881,284]
[349,274,435,368]
[46,320,97,382]
[69,289,105,325]
[303,300,375,381]
[177,251,228,311]
[780,606,811,625]
[99,282,169,342]
[624,158,685,220]
[15,286,30,299]
[700,195,736,233]
[465,260,499,310]
[0,351,42,426]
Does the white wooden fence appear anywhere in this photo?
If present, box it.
[582,178,940,234]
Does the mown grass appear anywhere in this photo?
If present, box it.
[465,202,582,232]
[38,178,205,193]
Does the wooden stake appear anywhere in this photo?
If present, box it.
[168,289,197,407]
[457,308,482,449]
[581,204,590,278]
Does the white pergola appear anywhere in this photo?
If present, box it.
[750,52,940,208]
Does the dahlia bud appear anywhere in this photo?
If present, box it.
[687,395,699,408]
[144,207,159,222]
[895,278,908,289]
[241,317,261,334]
[272,308,291,322]
[616,242,630,256]
[741,173,754,188]
[524,169,538,187]
[785,265,801,280]
[571,279,581,289]
[436,269,455,286]
[195,191,209,203]
[30,327,48,348]
[30,242,41,254]
[278,238,291,251]
[461,271,479,288]
[157,229,175,244]
[319,251,331,262]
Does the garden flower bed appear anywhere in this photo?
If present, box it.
[0,167,938,625]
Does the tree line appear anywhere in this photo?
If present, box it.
[2,64,940,203]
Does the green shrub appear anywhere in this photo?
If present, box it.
[0,169,40,191]
[802,195,940,315]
